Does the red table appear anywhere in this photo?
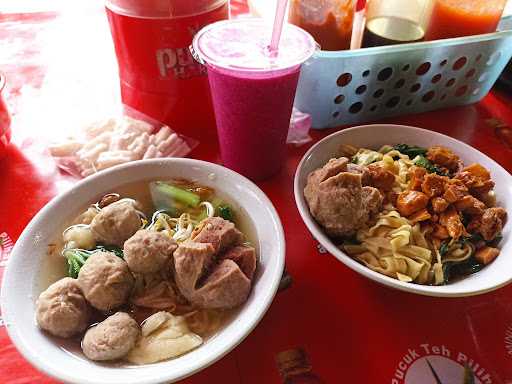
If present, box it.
[1,2,512,383]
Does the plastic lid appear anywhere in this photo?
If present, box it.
[192,19,317,72]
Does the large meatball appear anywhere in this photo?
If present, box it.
[82,312,140,361]
[90,200,141,247]
[77,251,134,311]
[123,229,178,274]
[36,277,90,338]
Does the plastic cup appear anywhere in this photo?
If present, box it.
[105,0,229,139]
[192,19,316,181]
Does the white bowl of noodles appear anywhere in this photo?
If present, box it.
[1,158,285,384]
[294,124,512,297]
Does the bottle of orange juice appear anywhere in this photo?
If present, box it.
[425,0,507,40]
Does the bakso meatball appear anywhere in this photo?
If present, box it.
[90,200,141,247]
[123,229,178,274]
[77,251,134,311]
[36,277,90,338]
[82,312,140,361]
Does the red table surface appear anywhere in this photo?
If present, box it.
[1,2,512,384]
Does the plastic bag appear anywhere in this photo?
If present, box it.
[48,105,197,178]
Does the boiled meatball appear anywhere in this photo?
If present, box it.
[82,312,140,361]
[90,200,141,247]
[123,229,178,274]
[77,251,134,311]
[36,277,90,338]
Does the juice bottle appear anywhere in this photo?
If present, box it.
[289,0,354,51]
[425,0,507,40]
[105,0,229,140]
[276,348,325,384]
[362,0,432,47]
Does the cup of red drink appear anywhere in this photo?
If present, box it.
[192,19,316,181]
[0,73,12,158]
[105,0,229,139]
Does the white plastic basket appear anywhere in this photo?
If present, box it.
[295,16,512,129]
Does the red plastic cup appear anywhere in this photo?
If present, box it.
[0,73,12,158]
[105,0,229,139]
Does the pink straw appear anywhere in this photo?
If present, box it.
[268,0,289,57]
[350,0,367,50]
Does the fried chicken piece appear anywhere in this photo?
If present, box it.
[479,207,507,241]
[421,173,447,198]
[432,224,450,239]
[431,197,449,214]
[367,163,395,191]
[443,179,468,203]
[408,166,427,191]
[475,246,500,265]
[427,146,460,171]
[439,206,466,240]
[408,209,432,224]
[454,195,486,216]
[396,190,429,217]
[455,163,495,196]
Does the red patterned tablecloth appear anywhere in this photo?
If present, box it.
[1,1,512,383]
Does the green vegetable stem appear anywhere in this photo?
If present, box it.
[393,144,428,158]
[155,182,201,207]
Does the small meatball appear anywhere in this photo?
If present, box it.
[439,206,465,240]
[408,166,427,191]
[78,251,134,311]
[479,207,507,241]
[124,230,178,274]
[367,163,395,191]
[454,195,486,216]
[82,312,140,361]
[443,179,468,203]
[431,197,449,214]
[90,200,141,247]
[421,173,447,198]
[427,146,460,171]
[396,190,429,217]
[36,278,90,338]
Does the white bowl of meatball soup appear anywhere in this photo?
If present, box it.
[1,158,285,384]
[295,124,511,297]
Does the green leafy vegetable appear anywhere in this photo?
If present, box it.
[63,249,91,279]
[155,182,200,207]
[217,204,234,222]
[393,144,428,158]
[414,155,447,176]
[439,242,450,256]
[443,256,483,284]
[63,246,124,278]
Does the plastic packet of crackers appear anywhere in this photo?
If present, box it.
[48,106,197,178]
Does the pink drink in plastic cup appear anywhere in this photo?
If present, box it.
[193,19,316,180]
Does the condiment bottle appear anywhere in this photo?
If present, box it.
[362,0,432,47]
[276,348,325,383]
[289,0,355,51]
[425,0,507,41]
